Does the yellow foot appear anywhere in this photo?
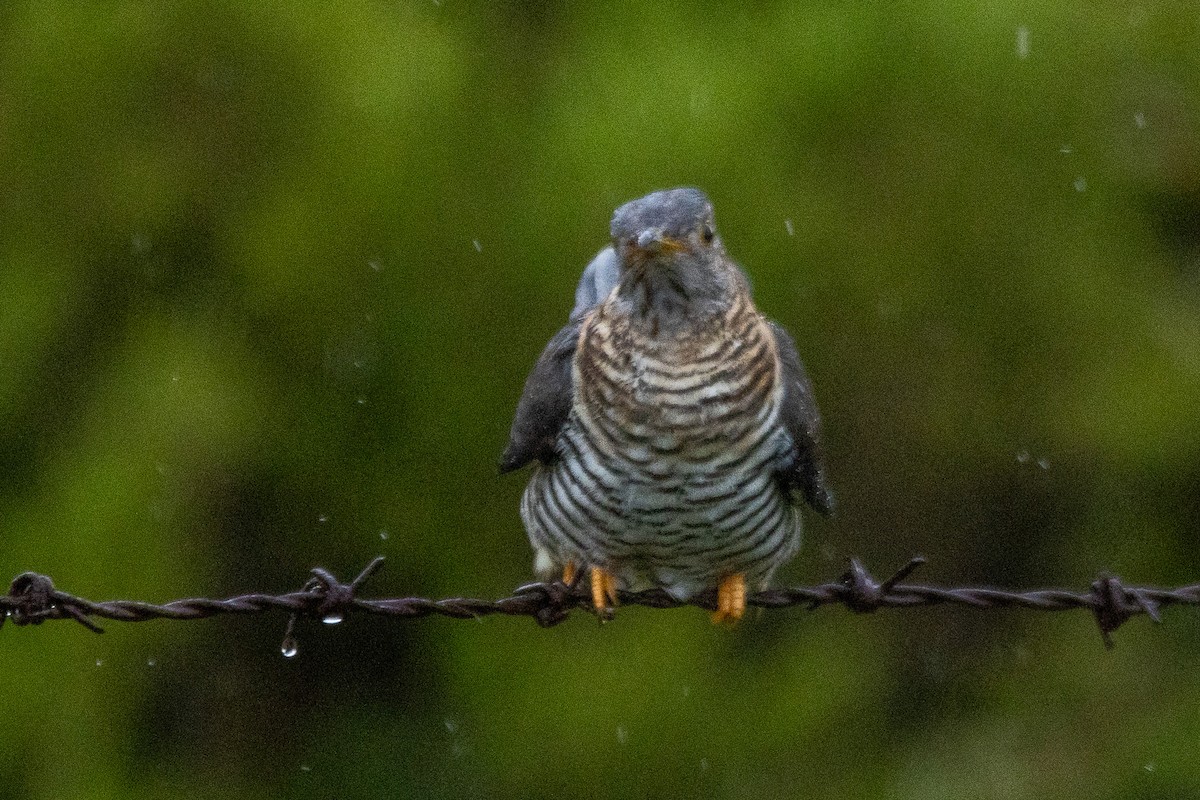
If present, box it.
[562,560,577,585]
[590,566,619,617]
[711,573,747,625]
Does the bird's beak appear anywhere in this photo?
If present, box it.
[635,228,686,254]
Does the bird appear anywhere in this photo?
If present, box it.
[500,187,832,623]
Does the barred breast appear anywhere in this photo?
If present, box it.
[519,292,799,600]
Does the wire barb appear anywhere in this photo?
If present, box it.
[1089,573,1161,650]
[280,556,388,656]
[1,555,1197,650]
[2,572,106,633]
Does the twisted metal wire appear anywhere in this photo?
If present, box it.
[1,556,1196,650]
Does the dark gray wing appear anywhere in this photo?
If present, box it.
[768,321,834,516]
[570,246,620,321]
[502,247,616,473]
[499,320,581,473]
[501,246,617,473]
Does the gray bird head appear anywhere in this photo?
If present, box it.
[609,187,744,323]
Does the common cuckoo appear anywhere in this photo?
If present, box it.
[501,187,833,622]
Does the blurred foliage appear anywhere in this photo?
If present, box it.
[1,1,1198,797]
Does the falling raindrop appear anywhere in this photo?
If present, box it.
[784,219,794,236]
[472,239,483,253]
[1144,763,1155,773]
[318,515,328,524]
[1074,177,1088,193]
[1016,450,1031,464]
[1036,457,1051,470]
[147,658,157,667]
[1134,112,1147,129]
[355,395,368,405]
[616,726,628,745]
[369,260,382,272]
[379,530,390,541]
[1015,26,1030,59]
[300,764,312,773]
[1059,144,1073,155]
[95,659,104,667]
[444,719,459,734]
[281,639,299,658]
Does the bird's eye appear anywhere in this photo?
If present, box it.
[701,224,715,244]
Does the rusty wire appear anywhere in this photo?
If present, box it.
[1,556,1196,650]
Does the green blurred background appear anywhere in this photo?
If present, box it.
[1,1,1198,797]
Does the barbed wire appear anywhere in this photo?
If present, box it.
[1,556,1196,651]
